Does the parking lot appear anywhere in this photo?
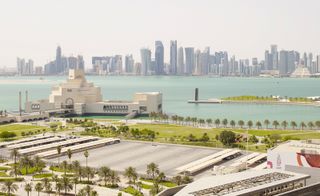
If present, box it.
[48,140,220,176]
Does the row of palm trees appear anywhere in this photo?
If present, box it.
[149,112,320,130]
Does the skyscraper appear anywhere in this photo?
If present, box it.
[317,55,320,73]
[271,45,278,70]
[170,40,177,75]
[177,47,184,75]
[287,51,296,74]
[125,54,134,73]
[77,55,85,70]
[56,46,62,74]
[140,48,151,76]
[264,50,273,70]
[184,47,195,75]
[279,50,288,75]
[155,41,164,75]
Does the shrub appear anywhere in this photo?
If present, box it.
[0,131,16,138]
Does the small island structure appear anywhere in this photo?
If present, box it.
[188,88,320,107]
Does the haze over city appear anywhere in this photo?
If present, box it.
[1,0,320,68]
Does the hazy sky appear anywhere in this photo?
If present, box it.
[1,0,320,68]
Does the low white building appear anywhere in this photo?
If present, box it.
[25,69,162,117]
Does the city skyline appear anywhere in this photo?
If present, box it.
[1,0,320,68]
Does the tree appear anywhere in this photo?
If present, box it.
[20,155,33,175]
[149,181,162,196]
[238,120,244,128]
[1,181,18,196]
[42,178,52,196]
[35,182,43,196]
[109,170,120,187]
[315,121,320,130]
[222,119,228,128]
[84,150,89,168]
[308,121,314,130]
[24,183,33,196]
[214,119,220,128]
[83,167,95,183]
[187,134,197,142]
[272,120,279,129]
[124,166,138,185]
[281,121,288,129]
[206,119,212,127]
[56,146,62,165]
[200,133,210,142]
[290,121,297,129]
[218,130,236,146]
[55,182,63,196]
[67,149,72,164]
[256,121,262,129]
[300,122,306,130]
[172,175,183,185]
[72,177,79,196]
[33,155,45,173]
[50,123,58,136]
[10,149,19,177]
[264,119,270,129]
[98,166,111,186]
[62,160,68,175]
[249,135,259,143]
[247,120,253,129]
[146,162,160,180]
[61,176,73,195]
[230,120,236,128]
[72,160,81,180]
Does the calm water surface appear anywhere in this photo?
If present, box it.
[1,76,320,122]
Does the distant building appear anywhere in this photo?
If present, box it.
[17,58,34,75]
[279,50,288,76]
[170,40,177,75]
[140,48,151,75]
[184,47,195,75]
[271,44,278,69]
[124,54,134,73]
[155,41,164,75]
[177,47,184,75]
[56,46,62,73]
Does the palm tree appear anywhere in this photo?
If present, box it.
[238,120,244,128]
[51,174,59,190]
[56,146,62,165]
[256,121,262,129]
[247,120,253,129]
[206,119,212,127]
[308,121,314,130]
[264,119,270,129]
[24,183,33,196]
[33,155,45,173]
[72,160,81,180]
[98,166,111,186]
[124,166,138,185]
[230,120,236,128]
[55,182,63,196]
[84,167,95,183]
[67,149,72,164]
[1,181,19,196]
[84,150,89,168]
[72,177,79,195]
[222,119,228,128]
[272,120,279,129]
[300,122,306,130]
[109,170,120,186]
[146,162,160,180]
[214,119,220,128]
[61,160,68,175]
[315,121,320,130]
[35,182,43,196]
[42,178,52,196]
[290,121,297,129]
[61,176,73,195]
[10,149,19,177]
[281,121,288,130]
[20,155,33,175]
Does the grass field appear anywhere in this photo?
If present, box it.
[0,124,48,138]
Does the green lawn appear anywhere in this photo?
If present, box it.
[0,167,10,171]
[0,124,48,139]
[123,186,143,196]
[232,129,302,137]
[130,124,222,139]
[33,173,53,179]
[141,183,152,189]
[0,172,8,177]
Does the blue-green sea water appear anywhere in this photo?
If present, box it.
[1,76,320,123]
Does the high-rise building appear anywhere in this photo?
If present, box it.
[184,47,195,75]
[170,40,177,75]
[271,45,278,70]
[56,46,62,74]
[279,50,288,75]
[125,54,134,73]
[317,55,320,73]
[199,47,210,75]
[140,48,151,76]
[154,41,164,75]
[287,51,296,74]
[77,55,85,70]
[177,47,184,75]
[264,50,273,70]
